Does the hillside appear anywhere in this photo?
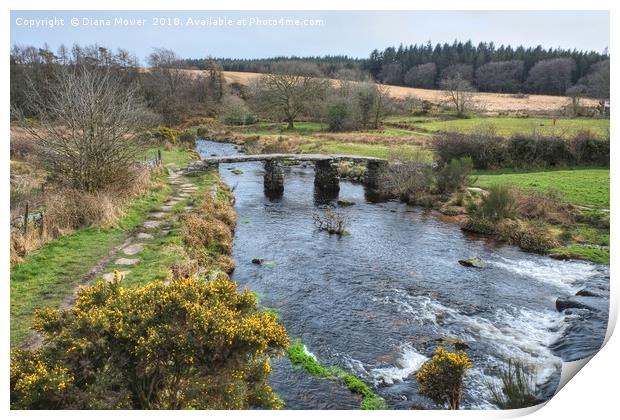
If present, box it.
[219,71,598,114]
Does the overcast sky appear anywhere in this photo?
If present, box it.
[11,10,610,63]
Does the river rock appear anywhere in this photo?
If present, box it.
[252,258,264,265]
[337,199,355,207]
[576,289,599,297]
[437,336,470,350]
[555,296,600,312]
[458,257,484,268]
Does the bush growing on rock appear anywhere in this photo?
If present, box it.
[416,347,472,410]
[10,276,289,409]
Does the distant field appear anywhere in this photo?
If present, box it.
[217,70,599,113]
[385,116,610,138]
[475,167,610,209]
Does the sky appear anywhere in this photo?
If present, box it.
[10,10,610,63]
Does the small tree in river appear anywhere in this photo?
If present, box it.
[416,347,473,409]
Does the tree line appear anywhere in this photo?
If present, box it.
[180,41,609,98]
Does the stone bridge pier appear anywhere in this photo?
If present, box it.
[314,159,340,197]
[263,160,284,197]
[363,160,388,190]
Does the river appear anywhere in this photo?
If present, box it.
[196,139,610,410]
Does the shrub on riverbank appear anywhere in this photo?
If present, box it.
[416,347,472,410]
[435,131,609,169]
[10,275,289,409]
[181,181,237,274]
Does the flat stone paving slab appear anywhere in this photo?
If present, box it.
[136,232,154,240]
[102,271,130,281]
[144,220,164,229]
[160,205,173,211]
[122,243,144,256]
[150,212,168,219]
[115,258,140,266]
[181,183,195,188]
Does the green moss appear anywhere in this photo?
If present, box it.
[287,341,386,409]
[549,245,610,264]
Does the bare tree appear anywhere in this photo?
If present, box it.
[440,64,474,84]
[578,59,610,100]
[252,62,329,129]
[312,208,349,235]
[404,63,437,89]
[565,84,587,116]
[143,48,186,124]
[378,63,404,85]
[441,75,475,117]
[525,58,576,95]
[15,66,157,192]
[475,60,524,93]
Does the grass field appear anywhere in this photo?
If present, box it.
[385,116,610,138]
[475,167,610,209]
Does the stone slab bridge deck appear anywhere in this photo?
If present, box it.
[183,153,388,197]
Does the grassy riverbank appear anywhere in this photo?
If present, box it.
[10,147,196,347]
[10,176,170,347]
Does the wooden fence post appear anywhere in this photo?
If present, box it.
[39,213,45,238]
[23,202,29,235]
[158,149,162,165]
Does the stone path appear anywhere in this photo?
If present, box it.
[96,168,197,284]
[26,166,200,350]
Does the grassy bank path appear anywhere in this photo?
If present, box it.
[10,148,205,348]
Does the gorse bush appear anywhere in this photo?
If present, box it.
[486,360,539,409]
[177,129,197,148]
[10,275,289,409]
[435,131,609,169]
[416,347,473,410]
